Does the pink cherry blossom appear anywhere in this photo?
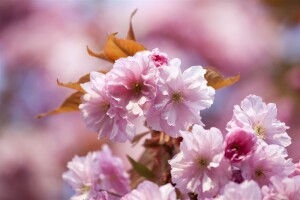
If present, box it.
[79,71,135,142]
[62,145,130,200]
[146,59,215,137]
[107,52,158,117]
[149,48,168,67]
[121,180,176,200]
[262,176,300,200]
[224,128,257,163]
[289,160,300,177]
[169,125,230,198]
[218,180,262,200]
[240,144,295,186]
[227,94,291,147]
[62,151,102,200]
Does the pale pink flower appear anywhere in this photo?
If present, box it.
[62,151,101,200]
[289,160,300,177]
[262,176,300,200]
[96,145,131,196]
[107,52,158,117]
[88,190,109,200]
[224,128,257,163]
[146,59,215,137]
[218,180,262,200]
[241,144,295,186]
[169,125,230,198]
[121,180,176,200]
[79,71,135,142]
[62,145,130,200]
[227,94,291,147]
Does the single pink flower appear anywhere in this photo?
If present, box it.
[79,71,135,142]
[107,52,158,117]
[62,145,130,200]
[62,151,103,200]
[169,125,230,198]
[149,48,169,67]
[224,128,257,163]
[241,144,295,186]
[262,175,300,200]
[96,145,131,196]
[219,180,262,200]
[146,59,215,137]
[121,180,176,200]
[227,95,291,147]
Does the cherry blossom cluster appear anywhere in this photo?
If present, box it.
[79,48,215,142]
[169,95,300,199]
[63,49,300,200]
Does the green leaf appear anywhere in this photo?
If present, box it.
[127,155,155,180]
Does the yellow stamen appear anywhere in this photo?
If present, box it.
[254,125,265,139]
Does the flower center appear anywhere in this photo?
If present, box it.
[253,125,265,139]
[81,185,91,193]
[101,102,110,112]
[171,92,183,103]
[255,169,264,178]
[232,143,240,150]
[198,158,209,168]
[132,82,143,95]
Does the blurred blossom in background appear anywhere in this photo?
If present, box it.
[0,0,300,199]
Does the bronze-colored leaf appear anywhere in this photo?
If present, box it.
[56,70,108,93]
[36,91,83,118]
[88,33,146,62]
[57,79,85,93]
[87,10,146,62]
[86,46,109,61]
[126,9,138,41]
[204,67,240,89]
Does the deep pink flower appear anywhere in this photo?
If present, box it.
[107,52,158,117]
[262,176,300,200]
[219,180,262,200]
[62,145,130,200]
[146,59,215,137]
[121,181,176,200]
[149,48,168,67]
[227,95,291,147]
[79,71,135,142]
[241,144,295,186]
[224,129,257,163]
[169,125,230,198]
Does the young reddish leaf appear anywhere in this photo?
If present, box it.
[127,155,156,180]
[204,67,240,89]
[36,91,83,118]
[126,9,138,41]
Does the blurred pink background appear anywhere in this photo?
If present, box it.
[1,0,300,199]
